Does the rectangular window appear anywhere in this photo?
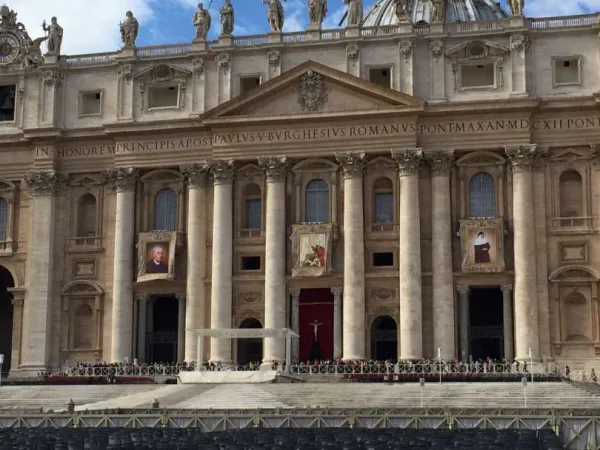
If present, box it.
[241,256,261,271]
[373,252,394,267]
[460,63,495,89]
[374,193,393,223]
[245,198,261,229]
[553,57,581,86]
[368,67,392,88]
[0,85,16,122]
[240,76,261,95]
[79,91,102,116]
[148,86,179,109]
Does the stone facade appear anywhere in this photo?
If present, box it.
[0,6,599,375]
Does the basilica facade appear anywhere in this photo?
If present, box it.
[0,0,599,376]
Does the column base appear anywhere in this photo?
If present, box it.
[13,365,49,378]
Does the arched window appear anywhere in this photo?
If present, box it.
[373,177,393,224]
[559,170,583,217]
[154,188,177,231]
[469,172,495,217]
[305,179,329,223]
[565,292,590,342]
[77,194,97,237]
[0,197,8,241]
[73,304,94,349]
[243,183,262,229]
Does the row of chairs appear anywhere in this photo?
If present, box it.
[0,428,564,450]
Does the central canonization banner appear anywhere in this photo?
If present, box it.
[460,218,505,273]
[136,231,178,282]
[291,223,334,277]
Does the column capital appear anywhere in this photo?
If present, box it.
[391,148,423,176]
[24,171,68,196]
[500,284,513,293]
[505,144,546,173]
[136,294,150,302]
[180,163,209,188]
[102,167,137,192]
[8,287,25,303]
[175,293,186,302]
[208,160,235,185]
[590,144,600,170]
[456,284,470,295]
[289,288,301,298]
[335,152,365,179]
[330,286,343,296]
[426,150,454,176]
[257,155,288,182]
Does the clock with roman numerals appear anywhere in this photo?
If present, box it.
[0,33,19,64]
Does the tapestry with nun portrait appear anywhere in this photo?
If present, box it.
[460,218,505,273]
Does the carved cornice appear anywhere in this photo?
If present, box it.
[390,148,423,176]
[504,144,539,173]
[510,34,528,53]
[101,167,137,192]
[399,40,413,62]
[267,50,280,66]
[427,151,454,176]
[216,53,230,72]
[24,171,68,196]
[346,43,359,60]
[430,40,444,59]
[533,146,549,172]
[180,163,209,188]
[335,151,365,179]
[258,156,288,183]
[192,58,205,76]
[43,70,64,87]
[208,160,235,185]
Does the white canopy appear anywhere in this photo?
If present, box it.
[188,328,299,339]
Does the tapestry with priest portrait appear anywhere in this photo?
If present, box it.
[460,218,505,273]
[137,231,177,282]
[291,223,334,277]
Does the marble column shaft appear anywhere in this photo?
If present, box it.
[8,289,25,375]
[392,149,423,360]
[105,168,136,363]
[429,151,455,360]
[136,295,148,362]
[501,284,514,361]
[506,145,540,360]
[336,152,366,361]
[20,171,64,373]
[177,293,186,363]
[290,289,300,363]
[181,164,208,362]
[331,287,343,360]
[259,156,288,363]
[457,285,470,360]
[209,161,234,364]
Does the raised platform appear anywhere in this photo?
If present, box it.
[177,370,303,384]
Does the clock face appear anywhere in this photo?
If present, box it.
[0,34,19,64]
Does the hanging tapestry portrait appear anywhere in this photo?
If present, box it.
[136,231,177,282]
[291,223,333,277]
[460,218,505,273]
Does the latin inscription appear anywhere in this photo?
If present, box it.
[43,117,600,159]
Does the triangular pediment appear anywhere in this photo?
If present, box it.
[133,63,192,82]
[202,60,423,122]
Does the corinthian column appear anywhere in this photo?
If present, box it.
[208,160,235,364]
[505,145,540,361]
[335,151,366,361]
[103,167,137,363]
[391,149,423,360]
[258,156,288,364]
[427,151,455,359]
[20,171,65,374]
[180,163,209,362]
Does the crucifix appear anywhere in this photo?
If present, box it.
[309,320,323,340]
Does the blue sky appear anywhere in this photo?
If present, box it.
[8,0,600,54]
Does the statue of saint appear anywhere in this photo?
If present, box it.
[267,0,284,32]
[42,16,63,55]
[220,0,234,36]
[120,11,139,48]
[308,0,327,26]
[194,3,211,40]
[344,0,363,27]
[508,0,524,16]
[430,0,444,23]
[394,0,410,23]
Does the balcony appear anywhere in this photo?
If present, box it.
[551,217,594,235]
[367,223,398,240]
[67,236,103,252]
[0,239,13,256]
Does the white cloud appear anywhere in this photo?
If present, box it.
[323,4,346,29]
[9,0,156,54]
[283,0,306,32]
[524,0,600,16]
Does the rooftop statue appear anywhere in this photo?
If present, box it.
[120,11,139,48]
[308,0,327,26]
[508,0,524,16]
[194,3,211,40]
[265,0,284,32]
[430,0,444,23]
[344,0,363,27]
[394,0,411,23]
[42,16,63,55]
[220,0,234,36]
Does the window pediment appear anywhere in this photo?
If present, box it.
[549,265,599,282]
[445,40,509,60]
[550,149,586,163]
[60,280,104,296]
[133,64,192,84]
[292,158,338,173]
[237,163,264,180]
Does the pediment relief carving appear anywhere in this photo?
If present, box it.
[371,288,396,301]
[60,280,104,296]
[549,265,599,282]
[292,158,338,173]
[551,149,585,164]
[445,40,508,61]
[0,178,17,200]
[141,169,184,183]
[456,151,505,167]
[237,163,264,180]
[367,156,396,172]
[133,63,192,84]
[70,175,101,189]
